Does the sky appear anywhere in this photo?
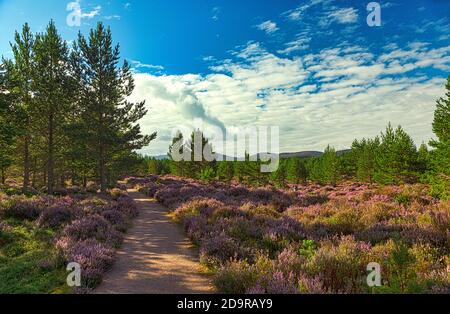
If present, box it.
[1,0,449,156]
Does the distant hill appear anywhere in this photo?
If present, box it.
[150,150,351,161]
[280,151,323,158]
[152,155,169,160]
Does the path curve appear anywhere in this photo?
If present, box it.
[95,190,214,294]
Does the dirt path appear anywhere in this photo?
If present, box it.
[95,190,214,294]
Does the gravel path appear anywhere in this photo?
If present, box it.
[95,190,214,294]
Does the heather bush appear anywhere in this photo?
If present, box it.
[37,205,82,229]
[109,188,126,200]
[214,259,258,294]
[299,274,329,294]
[80,197,110,215]
[306,236,372,293]
[101,210,128,232]
[265,271,298,294]
[127,176,449,294]
[62,215,123,248]
[265,216,306,242]
[240,203,281,219]
[174,198,224,222]
[200,233,251,267]
[117,195,139,218]
[0,196,44,220]
[184,215,211,244]
[65,239,115,288]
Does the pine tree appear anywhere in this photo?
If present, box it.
[217,161,234,182]
[185,130,215,178]
[353,137,380,183]
[75,22,154,192]
[416,143,429,174]
[286,158,308,184]
[375,124,418,184]
[10,23,35,190]
[428,76,450,199]
[0,62,16,184]
[271,159,287,187]
[32,21,71,194]
[168,132,186,176]
[429,76,450,176]
[321,146,341,185]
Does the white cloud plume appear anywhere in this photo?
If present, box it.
[131,40,449,156]
[327,7,358,24]
[256,20,279,34]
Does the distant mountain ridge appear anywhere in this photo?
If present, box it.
[150,150,351,160]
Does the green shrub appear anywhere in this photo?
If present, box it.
[429,175,449,200]
[199,167,215,183]
[213,260,257,294]
[394,194,411,206]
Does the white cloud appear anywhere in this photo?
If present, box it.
[104,15,121,20]
[278,33,311,54]
[256,20,279,34]
[130,41,449,156]
[327,7,358,24]
[212,7,220,21]
[283,0,331,21]
[81,5,101,19]
[131,60,164,72]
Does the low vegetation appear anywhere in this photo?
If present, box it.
[130,176,449,294]
[0,187,138,293]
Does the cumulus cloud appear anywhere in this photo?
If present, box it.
[130,39,449,156]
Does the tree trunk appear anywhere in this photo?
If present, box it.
[47,113,54,195]
[23,135,30,190]
[99,145,107,193]
[31,156,37,188]
[1,169,6,184]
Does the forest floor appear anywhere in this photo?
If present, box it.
[94,190,214,294]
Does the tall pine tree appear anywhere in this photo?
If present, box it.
[75,22,154,192]
[32,21,71,194]
[10,23,34,190]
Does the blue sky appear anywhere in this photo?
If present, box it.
[1,0,449,155]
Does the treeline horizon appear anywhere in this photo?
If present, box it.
[0,21,155,194]
[1,21,448,199]
[144,78,449,200]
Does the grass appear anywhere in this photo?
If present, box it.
[0,218,69,294]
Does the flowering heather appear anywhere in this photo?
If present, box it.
[0,187,138,293]
[127,176,449,294]
[66,239,116,288]
[101,210,128,232]
[117,195,139,218]
[37,205,82,229]
[0,196,44,220]
[62,215,123,248]
[265,271,298,294]
[52,192,138,291]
